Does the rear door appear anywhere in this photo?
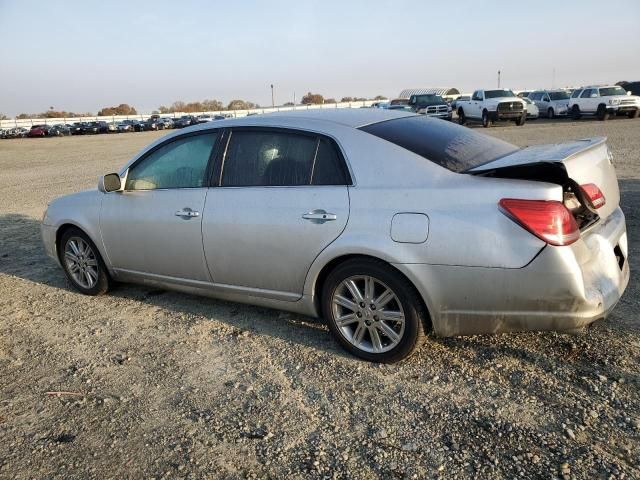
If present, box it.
[202,128,350,298]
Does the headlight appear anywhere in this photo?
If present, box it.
[609,99,620,105]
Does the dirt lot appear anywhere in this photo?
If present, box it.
[1,118,639,479]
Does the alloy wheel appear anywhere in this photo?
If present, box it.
[331,275,405,353]
[64,237,99,289]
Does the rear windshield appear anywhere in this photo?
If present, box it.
[359,116,519,173]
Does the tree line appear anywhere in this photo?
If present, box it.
[6,94,389,119]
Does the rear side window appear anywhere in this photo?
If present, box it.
[580,89,592,98]
[312,138,348,185]
[221,130,351,187]
[359,116,519,173]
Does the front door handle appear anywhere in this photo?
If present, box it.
[175,208,200,219]
[302,209,337,223]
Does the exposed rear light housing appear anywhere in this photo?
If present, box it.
[580,183,606,210]
[499,198,580,246]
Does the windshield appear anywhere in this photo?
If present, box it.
[412,94,445,106]
[549,91,570,100]
[599,86,627,97]
[484,89,516,99]
[359,116,519,173]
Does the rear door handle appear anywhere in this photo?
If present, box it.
[302,209,337,223]
[175,208,200,218]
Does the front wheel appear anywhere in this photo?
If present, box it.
[59,227,111,295]
[322,258,428,363]
[597,104,610,121]
[628,110,639,119]
[482,110,491,128]
[515,113,526,126]
[547,107,555,119]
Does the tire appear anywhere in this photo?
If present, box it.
[457,108,466,125]
[597,104,609,121]
[59,227,111,296]
[482,110,492,128]
[628,110,639,119]
[515,113,526,126]
[547,107,554,119]
[571,105,581,120]
[321,258,428,363]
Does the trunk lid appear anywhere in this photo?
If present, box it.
[468,137,619,220]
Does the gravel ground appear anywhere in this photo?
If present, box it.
[0,118,639,479]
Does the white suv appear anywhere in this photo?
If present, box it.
[569,85,639,120]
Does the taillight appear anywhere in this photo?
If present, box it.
[499,199,580,246]
[580,183,606,209]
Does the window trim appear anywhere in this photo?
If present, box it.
[214,126,353,188]
[123,129,222,191]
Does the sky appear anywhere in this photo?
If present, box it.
[1,0,639,117]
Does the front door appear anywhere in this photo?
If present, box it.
[202,128,351,297]
[100,131,219,281]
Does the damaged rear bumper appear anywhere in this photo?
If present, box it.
[395,207,629,337]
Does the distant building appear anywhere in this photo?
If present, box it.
[398,87,461,101]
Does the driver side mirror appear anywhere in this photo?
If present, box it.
[98,173,123,193]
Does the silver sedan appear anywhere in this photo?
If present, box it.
[41,109,629,362]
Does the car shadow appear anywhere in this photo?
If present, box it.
[0,212,347,358]
[1,178,638,364]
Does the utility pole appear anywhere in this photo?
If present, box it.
[270,84,275,108]
[497,70,501,88]
[552,67,556,89]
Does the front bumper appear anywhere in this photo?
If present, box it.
[396,207,629,337]
[41,222,60,266]
[488,110,524,121]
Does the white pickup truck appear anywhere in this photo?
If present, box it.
[456,89,527,127]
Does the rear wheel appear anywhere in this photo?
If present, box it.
[571,105,581,120]
[547,107,555,119]
[457,108,466,125]
[482,110,491,128]
[59,227,111,295]
[597,104,610,121]
[322,258,428,363]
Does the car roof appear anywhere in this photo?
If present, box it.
[218,108,415,128]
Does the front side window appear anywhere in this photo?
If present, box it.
[221,130,350,187]
[125,132,218,190]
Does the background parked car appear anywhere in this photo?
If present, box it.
[27,125,50,137]
[107,122,119,133]
[69,122,85,135]
[159,117,174,129]
[49,124,72,136]
[407,94,452,120]
[522,97,539,119]
[529,90,570,118]
[569,85,640,120]
[173,115,198,128]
